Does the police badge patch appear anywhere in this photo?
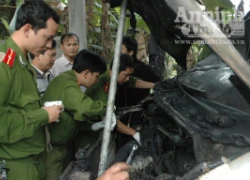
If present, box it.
[103,81,110,92]
[2,49,16,67]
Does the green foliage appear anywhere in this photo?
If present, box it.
[184,0,236,68]
[0,17,9,30]
[0,5,15,39]
[202,0,237,25]
[15,0,23,6]
[197,44,213,61]
[202,0,233,11]
[134,13,150,33]
[190,42,205,62]
[60,0,68,5]
[165,53,179,79]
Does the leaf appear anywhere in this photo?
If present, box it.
[60,0,68,5]
[16,0,24,6]
[1,18,9,31]
[109,12,119,24]
[115,7,121,15]
[202,0,233,11]
[136,16,150,33]
[201,0,236,24]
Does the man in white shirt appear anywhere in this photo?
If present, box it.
[51,33,79,77]
[31,39,57,96]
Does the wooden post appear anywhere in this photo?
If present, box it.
[68,0,88,49]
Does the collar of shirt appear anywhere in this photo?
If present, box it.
[61,54,73,67]
[32,64,51,80]
[32,64,44,76]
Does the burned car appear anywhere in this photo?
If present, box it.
[113,53,250,180]
[110,0,250,179]
[57,0,250,179]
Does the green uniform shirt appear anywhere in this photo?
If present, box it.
[85,68,137,104]
[0,37,48,160]
[41,70,107,145]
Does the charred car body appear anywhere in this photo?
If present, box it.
[110,0,250,179]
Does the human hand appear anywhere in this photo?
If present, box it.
[97,162,130,180]
[42,105,64,123]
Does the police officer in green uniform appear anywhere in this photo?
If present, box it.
[84,53,155,140]
[41,50,108,180]
[85,53,155,103]
[74,54,156,172]
[0,2,63,180]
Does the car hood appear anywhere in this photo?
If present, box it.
[107,0,250,88]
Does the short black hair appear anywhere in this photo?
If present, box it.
[30,39,57,59]
[73,50,107,74]
[110,53,134,73]
[60,33,80,44]
[122,36,138,59]
[15,1,60,32]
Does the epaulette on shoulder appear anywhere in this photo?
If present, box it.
[1,48,16,68]
[103,81,110,92]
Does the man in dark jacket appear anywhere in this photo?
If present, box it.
[116,36,160,108]
[31,39,57,96]
[115,36,160,148]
